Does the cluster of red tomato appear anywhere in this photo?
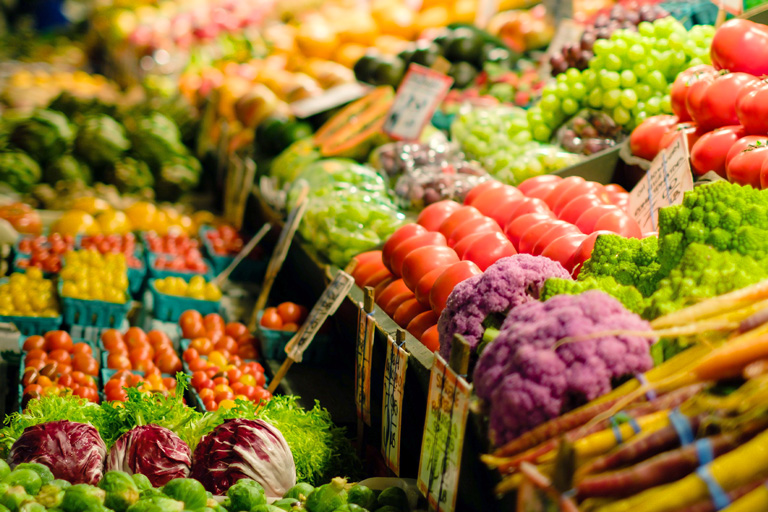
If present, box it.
[179,310,260,360]
[205,225,245,255]
[80,234,143,268]
[103,327,183,375]
[259,302,308,332]
[21,331,100,407]
[103,371,179,402]
[144,232,200,253]
[188,361,269,411]
[144,232,210,274]
[15,234,76,274]
[631,19,768,189]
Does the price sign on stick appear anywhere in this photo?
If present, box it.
[383,64,453,141]
[355,288,376,425]
[417,345,472,512]
[268,270,355,393]
[629,133,694,234]
[382,330,408,476]
[711,0,742,15]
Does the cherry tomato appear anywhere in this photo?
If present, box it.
[26,349,47,362]
[727,141,768,188]
[532,223,581,256]
[45,331,73,352]
[517,175,562,195]
[22,335,45,352]
[401,245,460,291]
[123,327,148,348]
[147,330,171,348]
[260,308,283,330]
[231,382,246,396]
[101,329,126,352]
[406,311,437,340]
[593,209,642,239]
[238,344,259,359]
[204,398,218,411]
[225,322,249,340]
[198,387,215,400]
[446,216,501,247]
[107,353,131,370]
[25,358,46,371]
[190,337,214,355]
[414,267,448,309]
[214,336,238,355]
[575,205,623,234]
[73,354,99,375]
[430,261,482,315]
[191,371,210,389]
[227,368,243,382]
[388,231,447,277]
[437,206,483,239]
[72,342,93,357]
[58,374,74,388]
[105,379,126,396]
[464,232,516,271]
[204,314,225,334]
[416,200,462,231]
[179,310,206,339]
[157,354,182,374]
[382,224,429,271]
[215,390,234,402]
[463,181,504,206]
[690,125,745,177]
[421,325,439,353]
[377,279,410,310]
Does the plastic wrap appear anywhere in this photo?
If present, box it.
[556,109,625,156]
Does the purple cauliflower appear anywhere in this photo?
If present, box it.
[473,290,653,445]
[437,254,572,359]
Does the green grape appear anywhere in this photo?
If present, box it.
[613,39,629,57]
[565,68,581,84]
[541,109,562,126]
[600,71,621,90]
[620,89,638,109]
[583,69,598,89]
[613,106,631,125]
[670,50,686,68]
[638,22,654,37]
[562,98,579,115]
[589,55,606,71]
[509,117,528,133]
[636,111,648,125]
[633,63,648,78]
[594,39,612,56]
[571,82,587,100]
[646,96,662,115]
[532,125,551,142]
[654,38,669,51]
[636,84,652,101]
[602,89,621,108]
[688,57,704,68]
[540,94,560,112]
[605,54,623,71]
[620,70,637,88]
[542,83,558,97]
[660,94,672,113]
[628,44,645,63]
[512,130,532,145]
[556,82,571,98]
[668,32,684,50]
[636,101,646,115]
[646,70,667,91]
[556,72,569,84]
[588,88,603,108]
[683,40,699,57]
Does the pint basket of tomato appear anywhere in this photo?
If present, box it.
[199,225,266,282]
[256,302,331,363]
[77,234,147,298]
[149,277,222,323]
[0,272,63,338]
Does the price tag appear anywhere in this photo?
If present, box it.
[628,133,694,233]
[417,354,472,512]
[355,306,376,425]
[712,0,743,15]
[0,322,20,353]
[383,64,453,142]
[382,334,408,475]
[291,83,371,119]
[285,271,355,362]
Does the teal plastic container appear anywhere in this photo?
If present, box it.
[147,252,214,282]
[256,311,331,364]
[58,281,132,328]
[148,279,221,323]
[199,225,267,282]
[0,278,63,337]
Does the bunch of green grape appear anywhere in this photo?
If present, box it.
[529,17,715,142]
[450,106,582,185]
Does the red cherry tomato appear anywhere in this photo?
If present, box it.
[575,205,622,234]
[446,216,501,247]
[392,298,428,328]
[557,194,607,225]
[45,331,72,352]
[463,232,516,271]
[690,125,745,177]
[204,313,225,334]
[414,267,448,309]
[260,308,283,329]
[541,233,588,272]
[388,231,447,276]
[531,222,581,256]
[437,206,483,239]
[382,224,428,271]
[406,311,438,340]
[517,175,562,195]
[401,245,459,291]
[504,213,556,250]
[416,201,462,231]
[430,260,482,314]
[463,181,504,206]
[421,325,439,353]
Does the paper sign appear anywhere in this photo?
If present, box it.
[417,354,472,512]
[383,64,453,142]
[712,0,743,15]
[629,133,694,233]
[0,322,20,353]
[291,83,370,119]
[355,306,376,425]
[285,271,355,362]
[382,335,408,475]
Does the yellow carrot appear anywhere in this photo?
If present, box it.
[721,482,768,512]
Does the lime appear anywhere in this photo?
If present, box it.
[353,53,381,84]
[410,42,442,67]
[372,57,406,88]
[444,27,483,64]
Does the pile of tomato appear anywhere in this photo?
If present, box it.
[15,234,76,274]
[80,234,143,268]
[21,331,100,406]
[204,225,245,255]
[259,302,308,332]
[179,310,259,360]
[103,370,178,402]
[102,327,182,375]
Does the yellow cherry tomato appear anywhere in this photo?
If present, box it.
[213,384,233,394]
[218,399,236,410]
[208,351,228,368]
[239,374,256,386]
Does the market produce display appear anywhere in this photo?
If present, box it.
[0,270,59,318]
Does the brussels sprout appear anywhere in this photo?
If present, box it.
[3,470,42,496]
[34,483,65,508]
[99,471,139,512]
[131,474,152,492]
[0,504,8,512]
[12,464,53,487]
[140,487,163,499]
[346,485,374,510]
[162,479,207,511]
[49,480,71,491]
[272,498,300,511]
[373,507,400,512]
[18,502,44,512]
[284,483,314,502]
[249,506,282,512]
[305,478,347,512]
[0,486,33,512]
[0,462,9,480]
[226,479,266,512]
[126,496,184,512]
[375,488,408,512]
[332,505,366,512]
[9,110,74,164]
[60,484,106,512]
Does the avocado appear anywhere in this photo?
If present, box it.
[371,57,406,88]
[397,47,415,67]
[353,54,381,84]
[431,29,452,50]
[410,42,442,68]
[481,43,516,69]
[448,61,478,89]
[444,28,484,64]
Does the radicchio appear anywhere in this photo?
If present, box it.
[191,418,296,499]
[9,420,106,485]
[106,424,191,487]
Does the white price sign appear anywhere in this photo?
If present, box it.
[0,322,20,354]
[417,354,471,512]
[629,133,694,234]
[355,307,376,425]
[381,335,408,475]
[383,64,453,142]
[712,0,743,15]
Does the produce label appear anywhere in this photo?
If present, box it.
[286,270,354,362]
[0,322,20,353]
[712,0,743,15]
[628,133,693,233]
[383,64,453,142]
[382,335,408,475]
[417,354,472,512]
[355,307,376,425]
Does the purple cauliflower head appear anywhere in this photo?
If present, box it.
[473,290,653,445]
[437,254,572,359]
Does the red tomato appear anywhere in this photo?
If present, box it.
[350,250,383,269]
[727,141,768,188]
[437,206,483,239]
[468,186,522,218]
[760,157,768,189]
[685,76,714,124]
[361,267,394,290]
[688,72,757,131]
[277,303,304,324]
[464,232,516,271]
[225,322,248,339]
[388,231,447,277]
[353,260,388,288]
[45,331,72,352]
[73,354,99,375]
[147,330,170,348]
[204,313,225,334]
[260,308,283,329]
[551,181,606,216]
[22,335,45,352]
[504,213,556,250]
[430,260,482,314]
[670,65,716,122]
[373,276,397,302]
[629,115,678,160]
[183,348,199,363]
[421,325,439,353]
[416,201,462,231]
[531,223,581,256]
[124,327,148,348]
[401,246,459,291]
[710,19,768,76]
[377,279,411,310]
[384,291,416,318]
[690,125,745,178]
[726,136,768,169]
[594,209,642,238]
[71,342,92,356]
[557,194,607,224]
[517,175,562,195]
[414,267,448,309]
[542,176,585,208]
[575,205,622,234]
[659,122,703,153]
[541,233,588,272]
[524,180,562,201]
[48,349,71,366]
[179,310,205,339]
[446,216,501,246]
[499,197,553,229]
[393,298,428,328]
[483,194,529,228]
[190,337,213,355]
[452,232,487,259]
[101,329,125,351]
[382,224,428,271]
[463,181,504,206]
[737,81,768,134]
[567,230,614,277]
[58,374,74,389]
[407,311,438,340]
[26,349,47,362]
[518,220,565,255]
[107,353,131,370]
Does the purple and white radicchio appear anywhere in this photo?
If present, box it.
[107,424,192,487]
[9,420,106,484]
[191,418,296,499]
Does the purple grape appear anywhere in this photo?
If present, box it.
[580,32,596,51]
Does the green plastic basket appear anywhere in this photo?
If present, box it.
[660,1,720,28]
[199,226,267,282]
[147,252,214,282]
[256,311,331,364]
[58,281,132,328]
[148,280,221,323]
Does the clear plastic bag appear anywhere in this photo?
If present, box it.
[393,160,489,211]
[556,109,625,156]
[370,139,461,182]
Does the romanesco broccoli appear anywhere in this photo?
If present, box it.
[577,234,661,297]
[540,276,647,315]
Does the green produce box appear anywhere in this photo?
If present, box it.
[146,252,214,282]
[148,280,221,323]
[255,310,332,364]
[59,281,132,329]
[0,278,62,338]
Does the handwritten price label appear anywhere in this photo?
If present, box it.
[383,64,453,141]
[0,322,20,353]
[286,271,354,362]
[417,354,471,512]
[382,335,408,475]
[629,133,694,233]
[355,306,376,425]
